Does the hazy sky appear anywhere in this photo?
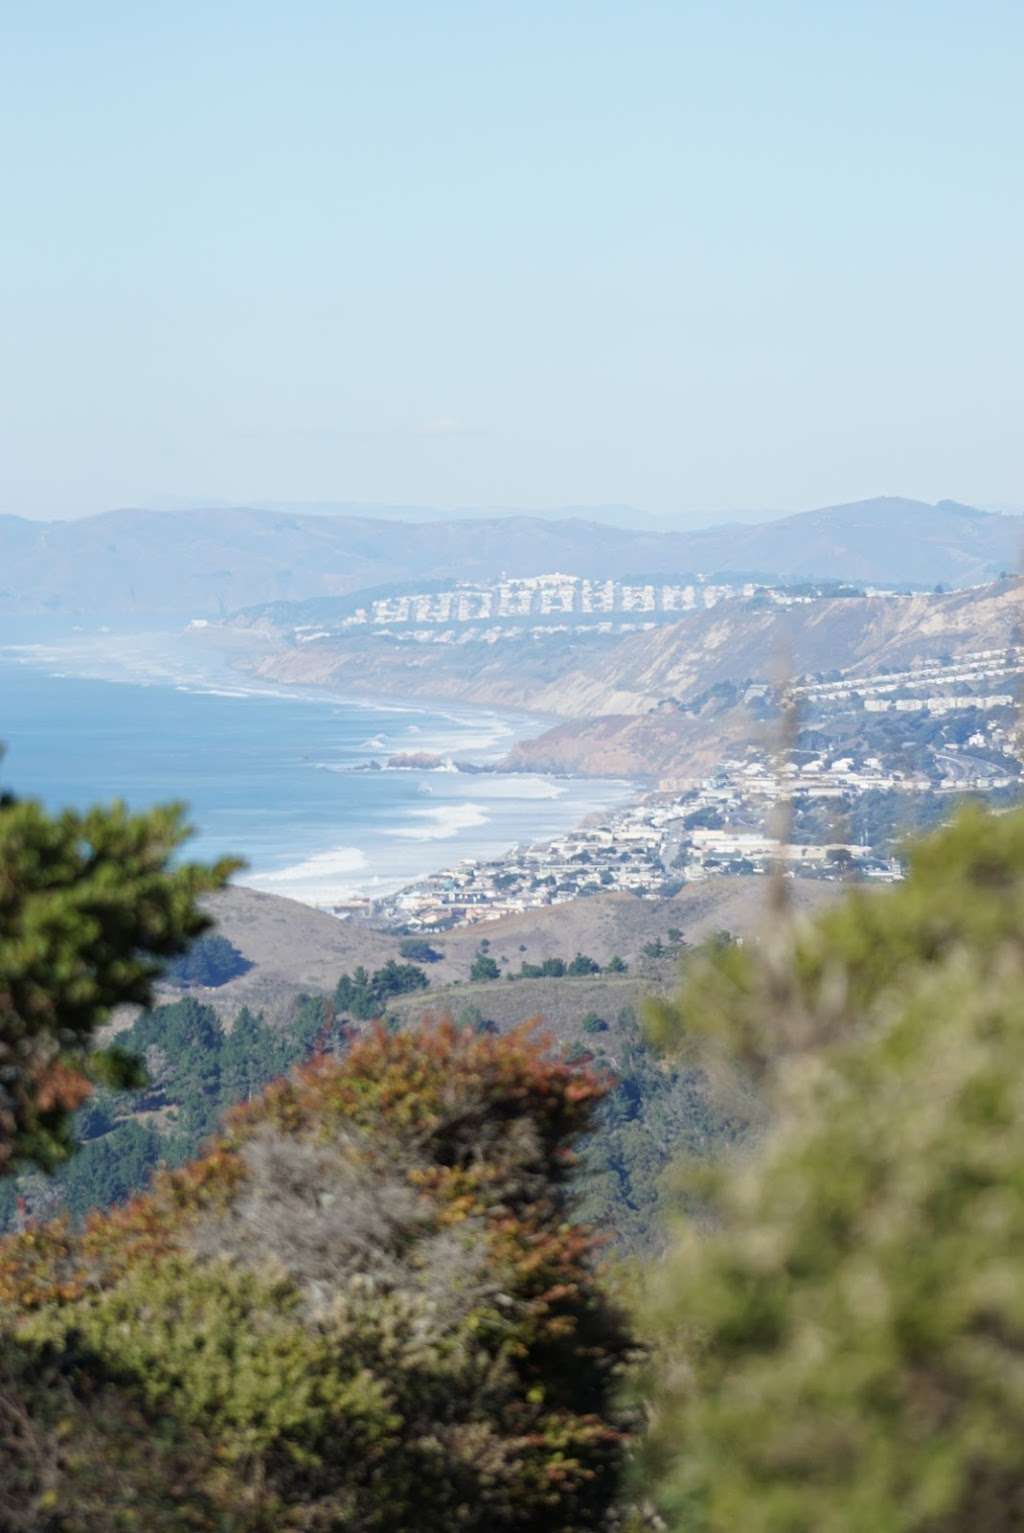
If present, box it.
[4,1,1022,521]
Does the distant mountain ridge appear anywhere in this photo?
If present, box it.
[0,497,1017,620]
[716,497,1013,588]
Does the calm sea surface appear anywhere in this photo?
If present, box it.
[0,647,630,906]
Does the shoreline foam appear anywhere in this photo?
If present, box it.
[0,634,637,911]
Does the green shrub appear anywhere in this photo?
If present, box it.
[398,938,443,963]
[469,953,501,982]
[335,960,429,1018]
[642,805,1024,1531]
[0,1333,217,1531]
[568,953,601,976]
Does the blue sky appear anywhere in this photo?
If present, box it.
[3,1,1022,520]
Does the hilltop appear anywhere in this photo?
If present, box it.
[690,496,1018,588]
[0,497,1018,620]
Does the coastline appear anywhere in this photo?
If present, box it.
[0,630,640,910]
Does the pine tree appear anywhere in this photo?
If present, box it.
[220,1006,272,1104]
[0,779,236,1177]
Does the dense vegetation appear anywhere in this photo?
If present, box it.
[0,886,731,1241]
[49,996,332,1224]
[2,987,713,1252]
[0,1024,633,1530]
[5,760,1024,1528]
[641,804,1024,1528]
[575,1006,725,1254]
[0,782,234,1177]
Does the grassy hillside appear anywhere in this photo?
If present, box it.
[147,877,837,1025]
[70,876,832,1244]
[385,969,661,1040]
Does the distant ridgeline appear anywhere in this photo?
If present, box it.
[1,954,725,1253]
[0,497,1015,620]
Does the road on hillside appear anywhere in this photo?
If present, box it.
[934,748,1013,785]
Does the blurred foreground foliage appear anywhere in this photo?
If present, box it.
[642,804,1024,1530]
[0,778,236,1178]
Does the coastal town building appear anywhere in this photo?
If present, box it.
[321,634,1023,928]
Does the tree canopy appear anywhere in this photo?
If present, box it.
[0,785,237,1178]
[164,931,250,987]
[8,759,1024,1527]
[334,959,429,1019]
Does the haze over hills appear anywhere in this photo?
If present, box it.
[248,500,672,529]
[698,497,1021,588]
[0,497,1018,621]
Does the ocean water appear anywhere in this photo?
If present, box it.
[0,650,630,907]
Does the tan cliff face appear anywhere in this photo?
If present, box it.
[540,582,1022,711]
[242,579,1022,778]
[500,708,754,780]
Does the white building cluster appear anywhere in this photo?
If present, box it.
[792,648,1023,706]
[365,765,908,933]
[355,680,1024,929]
[293,572,774,645]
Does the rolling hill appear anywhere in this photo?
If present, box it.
[688,497,1019,589]
[137,876,836,1027]
[0,498,1018,621]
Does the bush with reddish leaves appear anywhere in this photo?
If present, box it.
[0,1022,634,1531]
